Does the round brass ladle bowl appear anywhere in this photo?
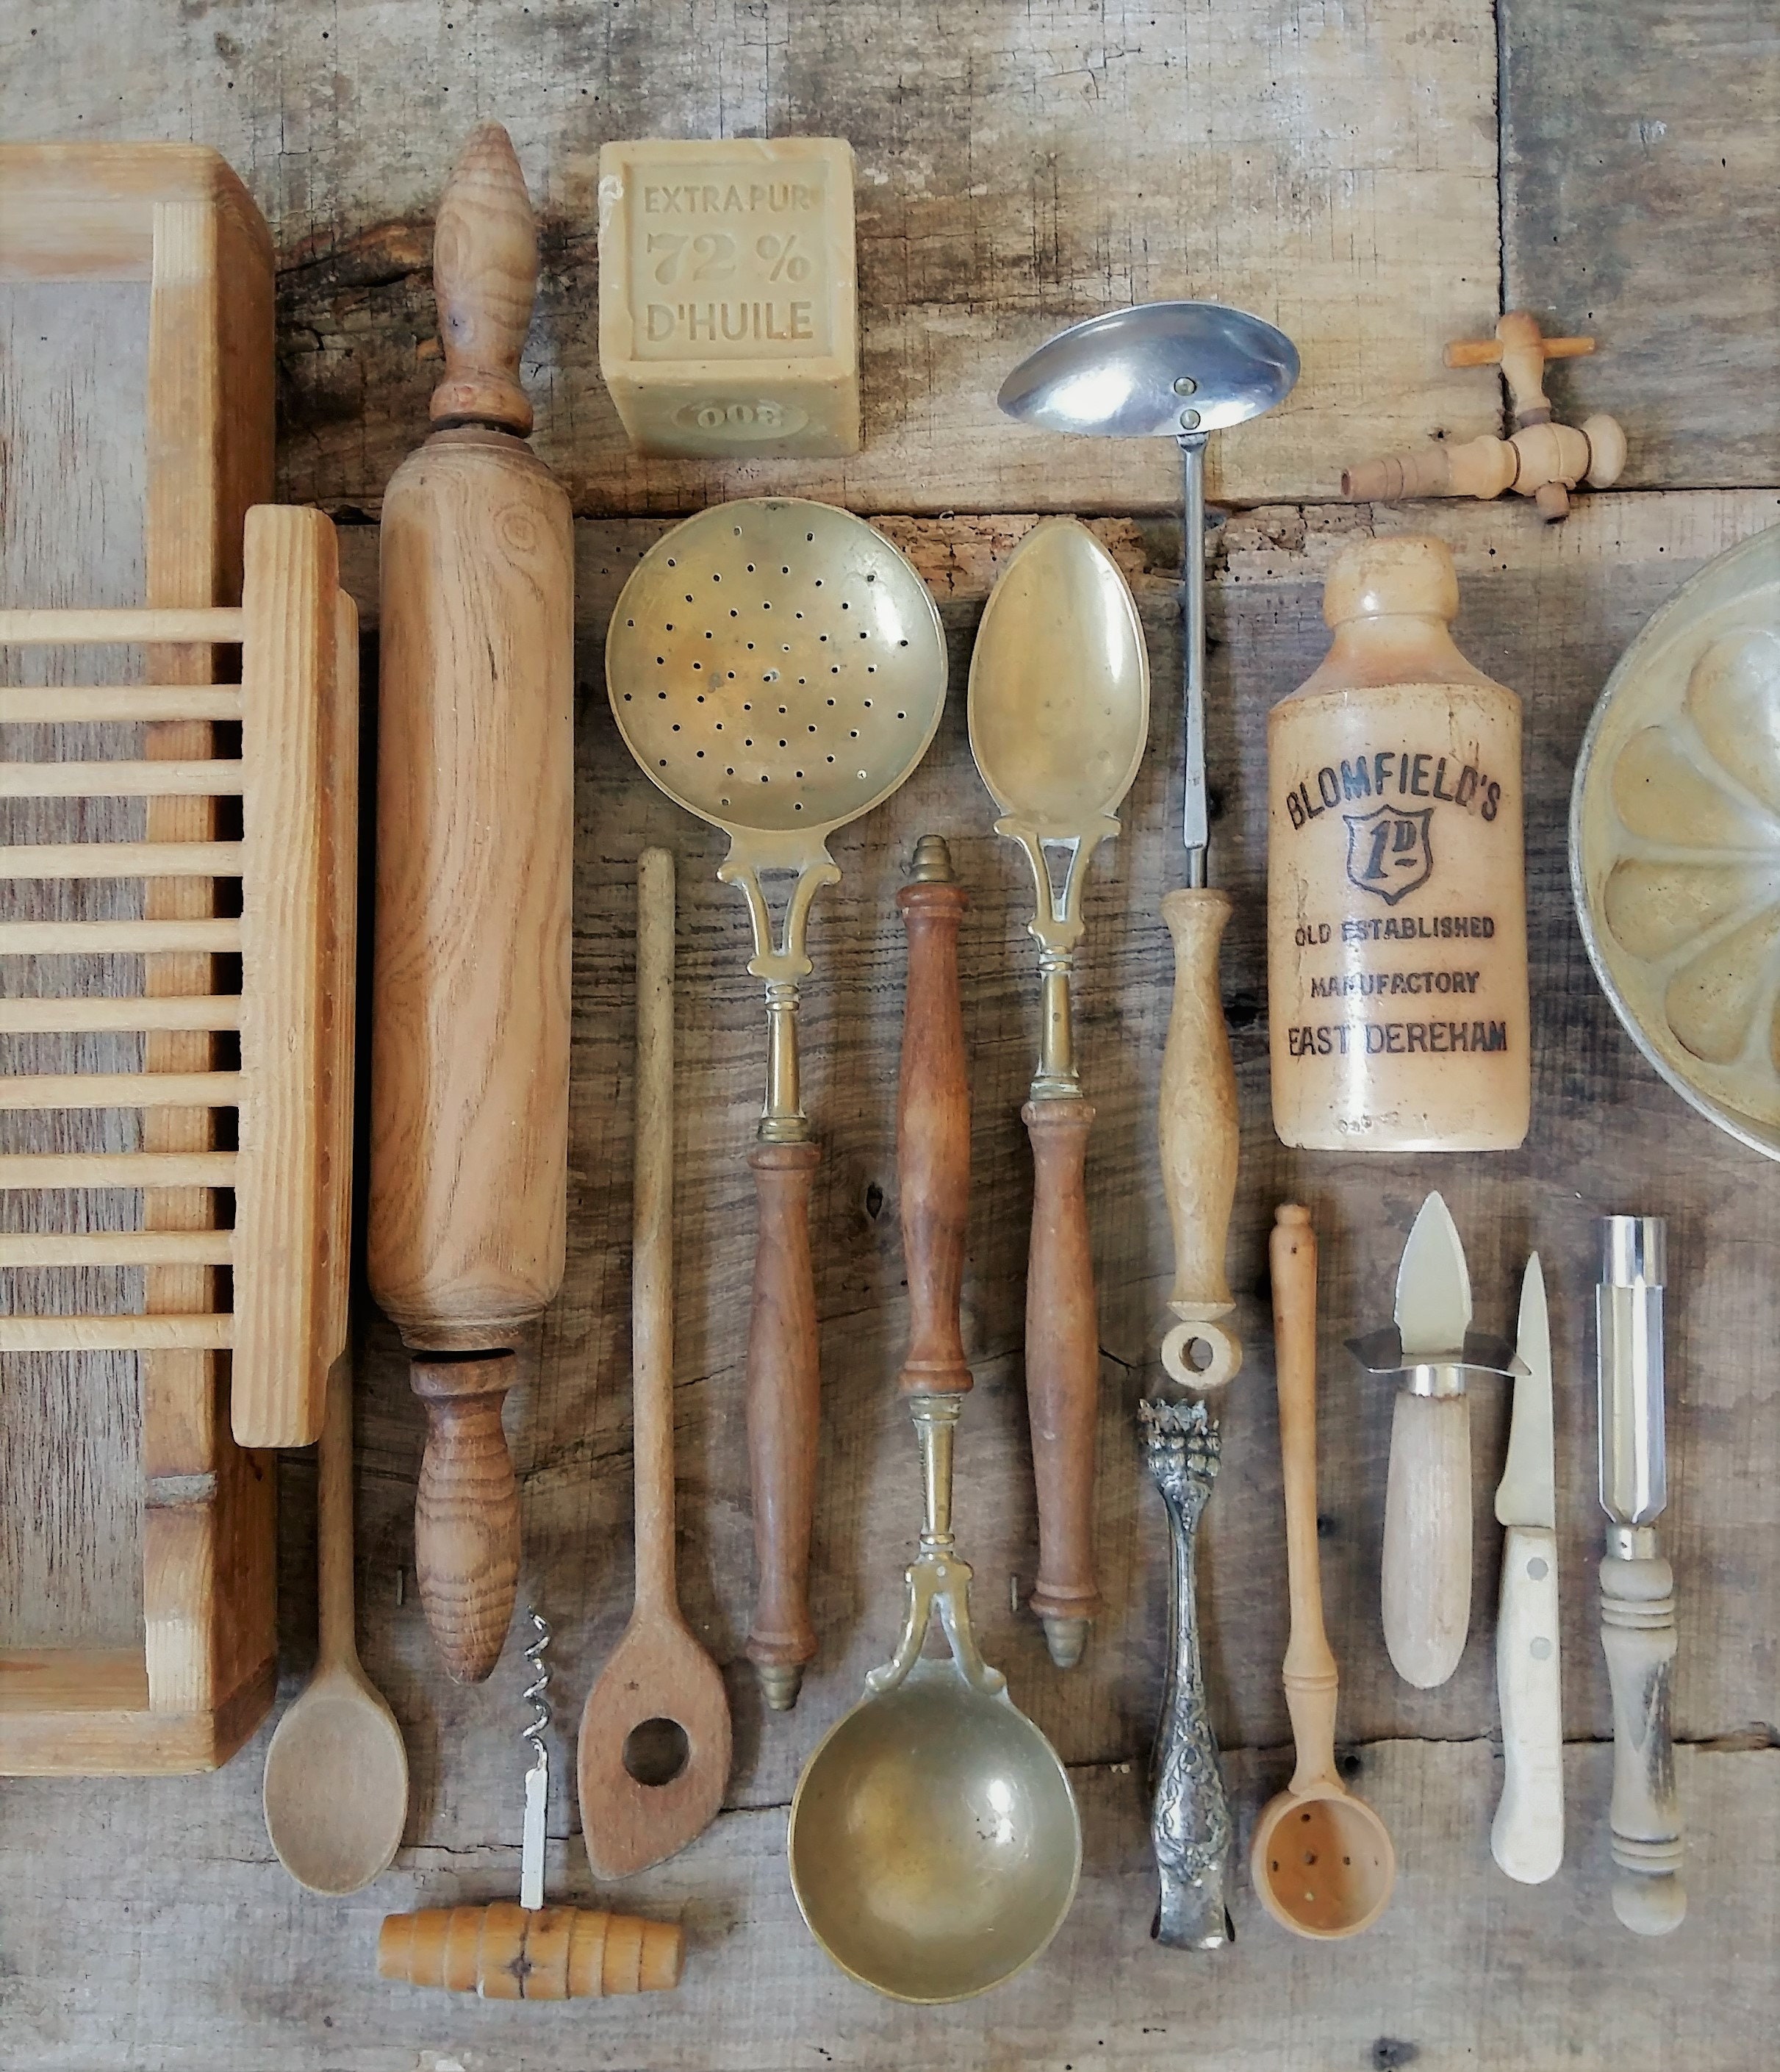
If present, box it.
[788,1397,1082,2001]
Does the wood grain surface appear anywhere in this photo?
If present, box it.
[1,1,1779,2062]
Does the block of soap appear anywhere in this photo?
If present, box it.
[597,137,859,458]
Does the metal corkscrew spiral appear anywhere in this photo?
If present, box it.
[520,1610,551,1910]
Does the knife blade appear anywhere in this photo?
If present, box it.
[1381,1192,1476,1688]
[1491,1253,1563,1883]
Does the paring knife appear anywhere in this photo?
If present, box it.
[1596,1215,1685,1935]
[1380,1193,1476,1688]
[1491,1255,1563,1883]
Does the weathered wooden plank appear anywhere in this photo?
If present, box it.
[1501,0,1780,490]
[0,1742,1768,2069]
[0,0,1503,513]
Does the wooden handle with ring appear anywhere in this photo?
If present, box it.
[1022,1096,1101,1667]
[1381,1391,1473,1690]
[378,1903,683,1998]
[1269,1205,1339,1790]
[1601,1544,1686,1934]
[742,1138,824,1710]
[411,1355,521,1682]
[1159,887,1242,1390]
[896,838,972,1399]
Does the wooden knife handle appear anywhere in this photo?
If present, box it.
[430,122,537,434]
[743,1139,823,1710]
[378,1904,683,1998]
[411,1355,520,1682]
[1022,1097,1102,1667]
[1601,1545,1686,1934]
[1492,1521,1565,1885]
[1380,1390,1472,1690]
[895,844,972,1398]
[1159,887,1241,1389]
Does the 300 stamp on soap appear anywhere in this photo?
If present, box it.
[597,138,860,459]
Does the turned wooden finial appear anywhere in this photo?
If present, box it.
[428,121,539,435]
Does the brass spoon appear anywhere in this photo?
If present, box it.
[1251,1205,1396,1939]
[788,839,1080,2002]
[263,1352,409,1894]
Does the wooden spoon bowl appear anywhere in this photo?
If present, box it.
[1250,1782,1396,1939]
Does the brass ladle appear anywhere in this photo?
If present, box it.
[788,839,1081,2002]
[1252,1205,1396,1939]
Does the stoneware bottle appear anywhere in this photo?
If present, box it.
[1267,535,1529,1150]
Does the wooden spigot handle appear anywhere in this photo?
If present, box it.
[1269,1205,1340,1795]
[378,1904,683,1998]
[430,121,538,434]
[411,1354,521,1682]
[1022,1097,1102,1666]
[1381,1390,1473,1690]
[895,841,972,1398]
[1444,311,1596,423]
[1601,1545,1686,1934]
[742,1138,824,1709]
[1158,888,1241,1389]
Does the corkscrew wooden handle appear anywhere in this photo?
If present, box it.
[430,122,537,434]
[896,842,972,1398]
[411,1355,521,1682]
[1159,887,1241,1389]
[1022,1096,1101,1668]
[1601,1546,1686,1935]
[742,1138,823,1710]
[378,1904,683,1998]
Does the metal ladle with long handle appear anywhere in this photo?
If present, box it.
[789,839,1081,2003]
[609,500,948,1711]
[1000,301,1299,1387]
[967,517,1149,1671]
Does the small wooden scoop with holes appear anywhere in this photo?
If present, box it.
[578,850,732,1877]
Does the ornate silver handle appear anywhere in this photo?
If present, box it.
[1140,1397,1232,1949]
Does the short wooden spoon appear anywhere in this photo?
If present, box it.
[1252,1205,1396,1939]
[263,1352,409,1894]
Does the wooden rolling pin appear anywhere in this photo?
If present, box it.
[369,121,574,1682]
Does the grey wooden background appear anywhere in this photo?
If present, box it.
[1,4,1778,2069]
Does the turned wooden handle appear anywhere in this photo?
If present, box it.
[742,1139,823,1707]
[1022,1097,1101,1666]
[1381,1391,1473,1690]
[430,122,537,434]
[1269,1205,1339,1792]
[1601,1548,1686,1934]
[1159,887,1242,1388]
[412,1355,521,1682]
[896,850,972,1398]
[378,1904,683,1998]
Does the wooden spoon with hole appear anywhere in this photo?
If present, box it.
[263,1352,410,1893]
[578,849,733,1879]
[1251,1205,1396,1939]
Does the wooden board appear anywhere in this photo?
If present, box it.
[7,494,1779,2065]
[1502,0,1780,490]
[0,0,1502,513]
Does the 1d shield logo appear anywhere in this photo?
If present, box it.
[1344,803,1433,905]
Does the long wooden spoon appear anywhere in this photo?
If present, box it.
[579,848,733,1879]
[1251,1205,1396,1939]
[263,1352,409,1893]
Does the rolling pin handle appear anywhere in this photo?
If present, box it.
[410,1352,522,1683]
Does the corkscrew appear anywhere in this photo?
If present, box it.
[520,1610,551,1912]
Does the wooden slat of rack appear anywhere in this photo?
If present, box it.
[0,996,241,1033]
[0,1072,242,1109]
[0,842,244,878]
[0,1231,232,1267]
[0,608,243,644]
[0,761,243,797]
[0,920,240,953]
[0,687,240,722]
[0,1317,233,1352]
[0,1152,236,1187]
